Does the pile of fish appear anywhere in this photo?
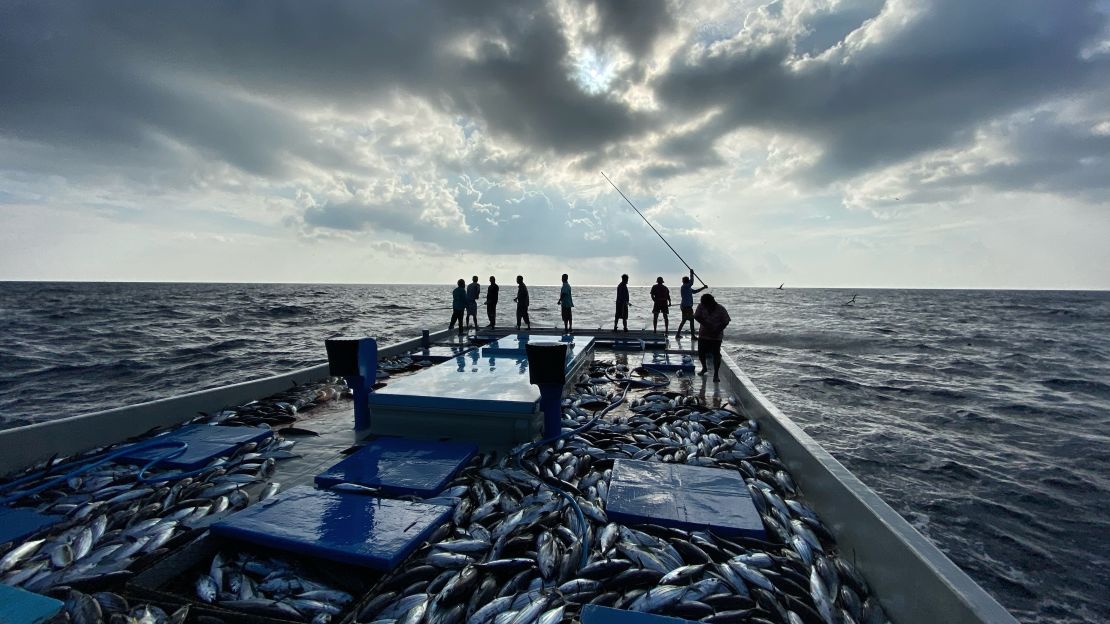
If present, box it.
[4,352,893,624]
[42,587,190,624]
[201,378,349,427]
[352,360,891,624]
[0,432,291,595]
[379,355,436,375]
[194,550,356,623]
[0,373,344,603]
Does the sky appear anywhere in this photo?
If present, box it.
[1,0,1108,289]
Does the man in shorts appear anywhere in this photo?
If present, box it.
[675,269,708,340]
[465,276,480,331]
[614,274,629,332]
[649,276,671,334]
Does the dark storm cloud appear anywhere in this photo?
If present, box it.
[1,0,1108,219]
[592,0,676,56]
[655,0,1109,185]
[0,0,649,174]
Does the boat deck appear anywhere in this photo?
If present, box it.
[0,329,1019,624]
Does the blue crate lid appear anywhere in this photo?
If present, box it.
[211,486,450,571]
[116,425,272,470]
[605,460,766,540]
[641,352,694,371]
[0,583,64,624]
[580,605,699,624]
[413,346,476,362]
[315,437,477,497]
[0,506,64,546]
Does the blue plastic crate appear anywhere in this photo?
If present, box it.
[211,486,450,571]
[0,584,64,624]
[116,425,272,470]
[605,460,766,539]
[315,437,477,497]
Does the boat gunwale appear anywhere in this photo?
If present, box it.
[0,329,459,476]
[722,353,1018,624]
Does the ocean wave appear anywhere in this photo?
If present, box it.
[266,304,312,316]
[1040,378,1110,399]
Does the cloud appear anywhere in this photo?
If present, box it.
[655,0,1108,184]
[0,0,1108,287]
[842,108,1110,210]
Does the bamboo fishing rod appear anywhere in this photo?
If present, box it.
[600,171,708,288]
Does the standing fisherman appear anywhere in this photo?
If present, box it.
[450,279,467,334]
[558,273,574,333]
[514,275,531,330]
[650,276,671,334]
[465,276,481,331]
[486,276,499,328]
[675,269,708,340]
[614,274,630,332]
[694,293,731,382]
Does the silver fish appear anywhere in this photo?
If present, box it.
[0,538,44,572]
[196,574,219,603]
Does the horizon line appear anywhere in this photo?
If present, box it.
[1,279,1107,292]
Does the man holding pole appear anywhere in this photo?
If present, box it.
[676,269,708,340]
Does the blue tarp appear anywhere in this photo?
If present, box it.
[211,486,450,571]
[605,459,766,539]
[0,506,63,546]
[580,605,699,624]
[116,425,272,470]
[315,437,477,497]
[0,584,64,624]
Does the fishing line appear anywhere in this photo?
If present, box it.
[600,171,708,287]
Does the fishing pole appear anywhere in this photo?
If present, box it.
[600,171,708,287]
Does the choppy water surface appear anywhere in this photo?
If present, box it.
[1,282,1108,623]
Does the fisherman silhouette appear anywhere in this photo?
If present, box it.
[614,274,630,332]
[486,276,499,328]
[675,269,708,340]
[694,293,731,382]
[513,275,531,330]
[650,277,671,334]
[557,273,574,333]
[449,279,466,334]
[465,276,480,331]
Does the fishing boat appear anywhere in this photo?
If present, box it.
[0,327,1018,624]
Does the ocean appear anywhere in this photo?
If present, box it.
[0,282,1108,623]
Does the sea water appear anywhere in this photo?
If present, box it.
[0,282,1108,623]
